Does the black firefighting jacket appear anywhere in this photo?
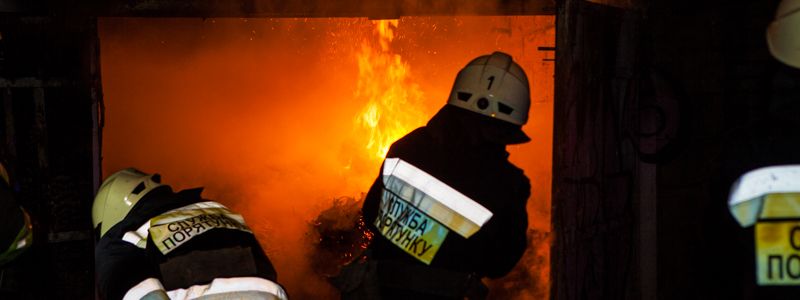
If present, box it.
[362,105,531,280]
[95,186,278,300]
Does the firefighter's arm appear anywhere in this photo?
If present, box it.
[484,178,530,278]
[361,172,383,232]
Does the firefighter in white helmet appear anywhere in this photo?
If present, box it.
[336,52,532,299]
[765,0,800,127]
[93,168,287,300]
[0,161,33,267]
[767,0,800,69]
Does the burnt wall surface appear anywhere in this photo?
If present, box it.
[553,0,800,299]
[0,16,100,299]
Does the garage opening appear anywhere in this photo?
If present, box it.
[98,16,554,299]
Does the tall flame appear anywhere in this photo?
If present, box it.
[354,20,427,160]
[99,16,555,299]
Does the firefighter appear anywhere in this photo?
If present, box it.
[767,0,800,69]
[0,161,33,267]
[93,168,287,300]
[337,51,532,299]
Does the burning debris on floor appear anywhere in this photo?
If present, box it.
[308,195,551,299]
[307,195,372,278]
[98,16,554,298]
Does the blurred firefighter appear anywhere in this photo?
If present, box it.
[93,168,288,300]
[767,0,800,69]
[336,51,532,299]
[0,161,33,267]
[760,0,800,153]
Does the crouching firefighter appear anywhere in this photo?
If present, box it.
[334,52,532,299]
[93,168,288,300]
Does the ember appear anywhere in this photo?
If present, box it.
[307,196,371,277]
[99,15,553,299]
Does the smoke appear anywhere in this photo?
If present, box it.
[98,15,554,299]
[486,229,551,300]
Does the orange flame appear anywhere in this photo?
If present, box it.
[354,20,427,160]
[99,16,555,299]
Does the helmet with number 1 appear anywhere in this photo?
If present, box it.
[92,168,163,238]
[447,51,531,143]
[767,0,800,69]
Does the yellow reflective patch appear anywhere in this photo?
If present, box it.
[149,207,251,255]
[730,198,762,228]
[384,175,482,238]
[382,158,492,238]
[375,189,449,265]
[760,193,800,220]
[755,221,800,285]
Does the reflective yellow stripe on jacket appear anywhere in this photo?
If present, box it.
[122,201,251,255]
[375,158,493,264]
[123,277,288,300]
[382,158,493,238]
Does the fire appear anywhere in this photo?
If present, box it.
[354,20,427,160]
[98,16,554,299]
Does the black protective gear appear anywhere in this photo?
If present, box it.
[95,186,278,300]
[354,105,531,298]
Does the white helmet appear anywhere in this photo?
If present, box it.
[767,0,800,68]
[447,51,531,126]
[92,168,163,238]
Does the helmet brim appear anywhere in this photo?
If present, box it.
[480,114,531,145]
[505,127,531,145]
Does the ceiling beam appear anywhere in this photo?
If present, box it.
[2,0,555,17]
